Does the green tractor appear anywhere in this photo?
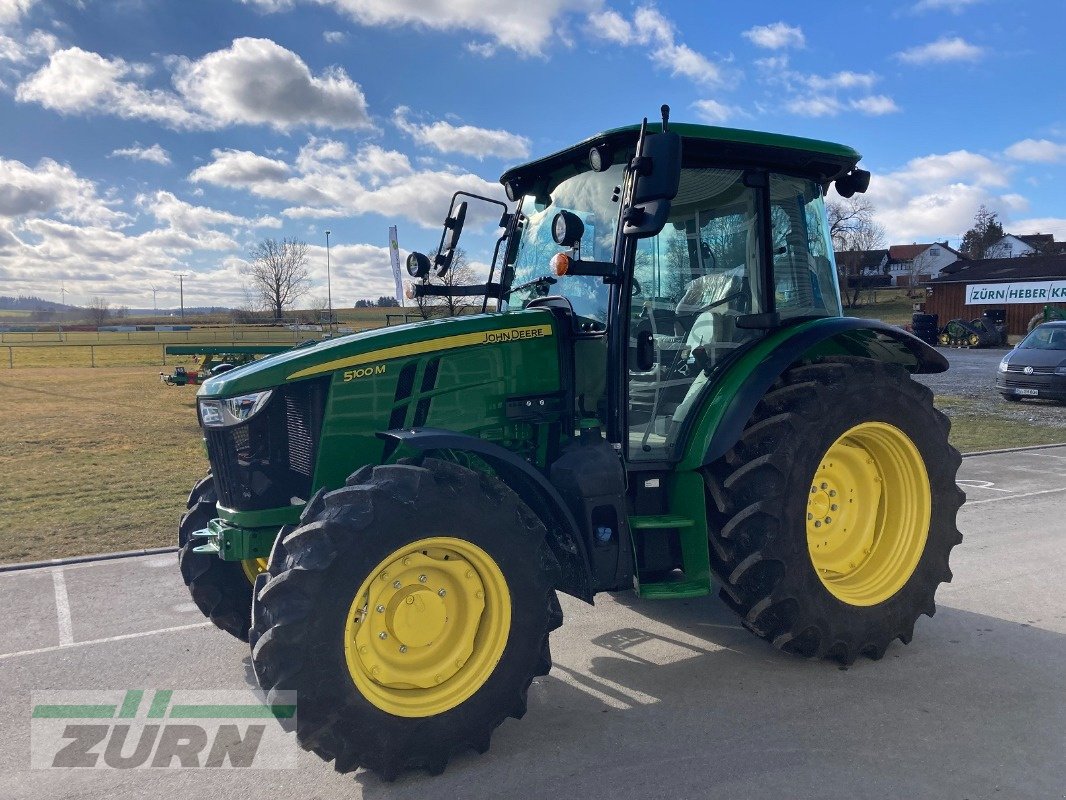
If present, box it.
[179,108,963,779]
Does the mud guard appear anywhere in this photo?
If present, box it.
[701,318,947,465]
[377,427,595,603]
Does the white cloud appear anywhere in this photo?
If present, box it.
[0,157,128,226]
[16,38,372,132]
[785,95,842,117]
[850,95,900,115]
[189,138,505,230]
[139,190,253,235]
[109,144,172,165]
[743,22,805,50]
[912,0,981,12]
[0,0,37,24]
[247,0,598,56]
[805,71,877,91]
[0,28,55,63]
[896,36,983,64]
[692,99,743,124]
[322,30,347,43]
[1004,138,1066,164]
[172,37,372,131]
[394,106,531,160]
[859,150,1014,242]
[189,149,292,185]
[586,5,723,86]
[16,47,204,127]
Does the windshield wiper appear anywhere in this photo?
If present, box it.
[509,274,557,295]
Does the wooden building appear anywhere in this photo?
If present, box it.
[925,256,1066,336]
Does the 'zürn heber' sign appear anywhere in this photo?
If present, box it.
[965,280,1066,305]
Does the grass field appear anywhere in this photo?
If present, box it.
[845,290,918,327]
[2,364,1062,564]
[935,395,1066,452]
[0,367,207,562]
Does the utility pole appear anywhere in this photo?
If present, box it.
[177,274,186,320]
[325,230,333,335]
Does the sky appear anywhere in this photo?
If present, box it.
[1,0,1065,310]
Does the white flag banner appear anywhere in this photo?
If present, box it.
[388,226,403,305]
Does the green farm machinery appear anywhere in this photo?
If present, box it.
[161,344,293,386]
[178,108,963,779]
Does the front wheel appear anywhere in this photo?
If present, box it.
[250,458,562,779]
[177,475,267,641]
[704,357,964,665]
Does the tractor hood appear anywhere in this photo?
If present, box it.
[197,309,557,398]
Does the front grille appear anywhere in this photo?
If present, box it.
[1000,376,1056,390]
[205,378,328,511]
[1006,365,1056,374]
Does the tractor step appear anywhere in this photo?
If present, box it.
[637,578,709,599]
[630,514,695,530]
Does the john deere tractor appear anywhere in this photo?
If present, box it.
[179,108,963,779]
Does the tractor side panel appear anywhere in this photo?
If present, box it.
[312,318,563,492]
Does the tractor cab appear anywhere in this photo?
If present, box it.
[427,109,870,463]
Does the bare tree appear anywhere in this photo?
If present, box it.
[827,197,886,308]
[86,296,110,327]
[243,237,311,321]
[436,248,479,317]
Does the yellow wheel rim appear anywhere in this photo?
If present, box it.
[240,557,268,585]
[806,422,931,607]
[343,537,511,718]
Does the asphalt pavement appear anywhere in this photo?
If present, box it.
[2,446,1065,799]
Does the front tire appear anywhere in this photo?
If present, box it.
[178,475,265,641]
[704,357,964,665]
[250,458,562,779]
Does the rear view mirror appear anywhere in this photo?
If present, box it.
[623,127,681,239]
[835,169,871,198]
[435,200,468,275]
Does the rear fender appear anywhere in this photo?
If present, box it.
[377,427,595,603]
[679,317,947,470]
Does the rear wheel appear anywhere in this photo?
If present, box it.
[250,458,562,779]
[704,357,964,664]
[178,475,264,641]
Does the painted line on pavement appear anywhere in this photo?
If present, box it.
[0,622,211,662]
[51,568,73,646]
[964,487,1066,506]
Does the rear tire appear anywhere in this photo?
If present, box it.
[177,475,255,641]
[703,357,964,665]
[250,458,562,779]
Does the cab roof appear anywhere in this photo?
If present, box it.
[499,122,862,192]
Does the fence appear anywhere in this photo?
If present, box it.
[2,340,317,369]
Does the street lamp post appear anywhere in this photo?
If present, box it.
[325,230,333,335]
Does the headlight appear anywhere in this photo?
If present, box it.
[1056,365,1066,375]
[998,360,1009,373]
[199,390,273,427]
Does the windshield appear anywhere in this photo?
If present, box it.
[1019,325,1066,350]
[504,163,625,323]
